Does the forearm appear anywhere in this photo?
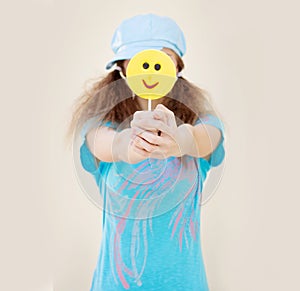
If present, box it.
[176,123,219,158]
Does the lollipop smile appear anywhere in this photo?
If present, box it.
[142,79,159,89]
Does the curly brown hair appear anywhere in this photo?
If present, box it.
[64,53,219,149]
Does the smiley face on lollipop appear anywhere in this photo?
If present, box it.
[126,49,177,107]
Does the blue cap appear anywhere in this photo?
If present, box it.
[105,13,186,70]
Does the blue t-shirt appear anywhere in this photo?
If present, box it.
[79,114,225,291]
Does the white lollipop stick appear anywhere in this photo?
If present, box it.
[148,99,152,111]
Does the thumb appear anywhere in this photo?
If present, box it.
[155,104,169,112]
[154,104,172,118]
[154,104,177,129]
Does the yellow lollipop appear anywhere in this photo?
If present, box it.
[126,49,177,110]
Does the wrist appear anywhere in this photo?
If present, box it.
[176,124,197,157]
[112,130,122,161]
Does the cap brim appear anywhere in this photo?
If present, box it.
[105,45,164,70]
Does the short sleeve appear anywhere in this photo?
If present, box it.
[79,119,117,174]
[195,113,226,168]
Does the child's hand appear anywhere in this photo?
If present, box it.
[130,104,176,135]
[130,104,184,158]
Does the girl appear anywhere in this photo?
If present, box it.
[66,13,225,291]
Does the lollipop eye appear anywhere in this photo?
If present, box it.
[143,62,150,69]
[154,64,161,71]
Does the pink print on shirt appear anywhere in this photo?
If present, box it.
[104,156,202,289]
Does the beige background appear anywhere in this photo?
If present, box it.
[1,0,299,290]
